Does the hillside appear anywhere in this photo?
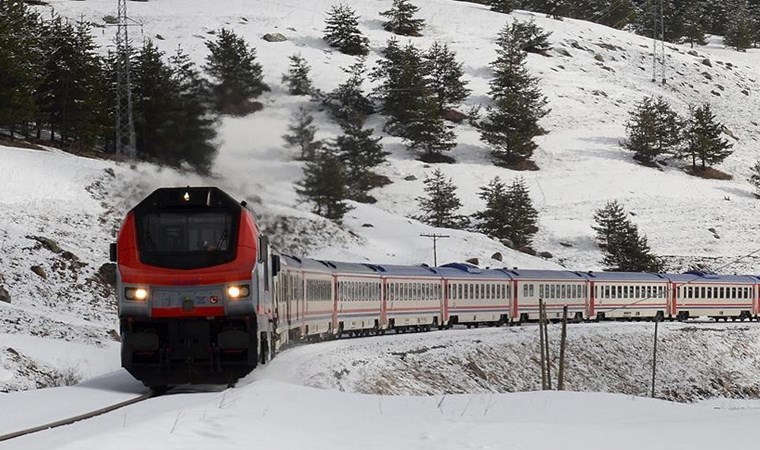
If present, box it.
[3,0,760,392]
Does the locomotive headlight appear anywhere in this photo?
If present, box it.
[227,285,250,299]
[125,287,149,301]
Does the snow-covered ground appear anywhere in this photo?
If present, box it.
[6,325,760,450]
[3,0,760,444]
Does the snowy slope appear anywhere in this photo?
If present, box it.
[4,0,760,392]
[41,0,760,274]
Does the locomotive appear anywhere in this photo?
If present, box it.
[113,186,760,389]
[111,187,278,388]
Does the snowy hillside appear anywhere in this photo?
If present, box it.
[4,0,760,392]
[40,0,760,274]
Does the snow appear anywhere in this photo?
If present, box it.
[3,0,760,446]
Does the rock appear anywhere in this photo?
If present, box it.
[466,258,479,266]
[263,33,287,42]
[98,263,117,288]
[520,246,537,256]
[155,34,165,40]
[702,72,713,80]
[26,235,62,254]
[701,58,712,67]
[591,90,608,97]
[104,167,115,177]
[711,90,721,97]
[491,252,503,262]
[539,251,554,259]
[555,47,571,57]
[361,223,374,228]
[559,242,573,248]
[31,265,47,280]
[708,227,717,233]
[687,50,699,56]
[569,40,585,50]
[594,53,604,62]
[102,15,118,24]
[742,90,750,96]
[0,285,9,304]
[109,329,121,342]
[716,84,724,91]
[403,175,417,181]
[442,109,467,123]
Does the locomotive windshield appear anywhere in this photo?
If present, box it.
[136,209,239,269]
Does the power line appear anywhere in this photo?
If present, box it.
[420,233,449,267]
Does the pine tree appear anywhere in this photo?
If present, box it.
[296,147,353,223]
[473,177,539,249]
[682,3,706,48]
[511,19,552,55]
[749,161,760,198]
[592,200,629,251]
[593,201,663,272]
[371,39,428,137]
[725,0,754,51]
[403,94,457,163]
[505,177,539,249]
[423,42,470,112]
[480,22,549,167]
[414,169,468,229]
[132,41,178,163]
[682,104,733,170]
[167,47,218,174]
[473,177,512,246]
[204,28,268,114]
[0,1,40,137]
[283,107,323,161]
[381,0,425,36]
[322,57,374,128]
[323,4,370,56]
[331,120,389,203]
[282,54,313,96]
[623,96,682,164]
[489,0,514,13]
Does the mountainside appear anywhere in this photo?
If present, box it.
[3,0,760,391]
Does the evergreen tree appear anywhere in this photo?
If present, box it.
[593,201,663,273]
[489,0,514,13]
[0,1,40,136]
[132,41,179,163]
[473,176,539,249]
[473,177,512,246]
[681,104,733,169]
[725,0,755,51]
[381,0,425,36]
[322,57,374,128]
[166,47,218,174]
[749,160,760,198]
[511,19,552,55]
[204,28,268,114]
[591,200,629,251]
[414,169,468,229]
[371,39,429,138]
[296,147,353,223]
[37,17,107,148]
[623,96,682,164]
[480,22,548,167]
[331,120,389,203]
[283,107,323,161]
[403,94,457,163]
[682,3,707,48]
[423,42,470,112]
[323,4,370,56]
[282,54,313,96]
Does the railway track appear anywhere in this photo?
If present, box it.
[0,390,158,443]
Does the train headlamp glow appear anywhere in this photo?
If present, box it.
[183,192,190,202]
[227,285,250,299]
[125,287,149,301]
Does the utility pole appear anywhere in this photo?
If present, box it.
[420,233,449,267]
[651,315,660,398]
[651,0,666,84]
[114,0,139,158]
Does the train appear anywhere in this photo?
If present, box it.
[112,186,760,389]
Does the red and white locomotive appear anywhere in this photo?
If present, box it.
[112,187,760,388]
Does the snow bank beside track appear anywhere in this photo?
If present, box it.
[252,322,760,402]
